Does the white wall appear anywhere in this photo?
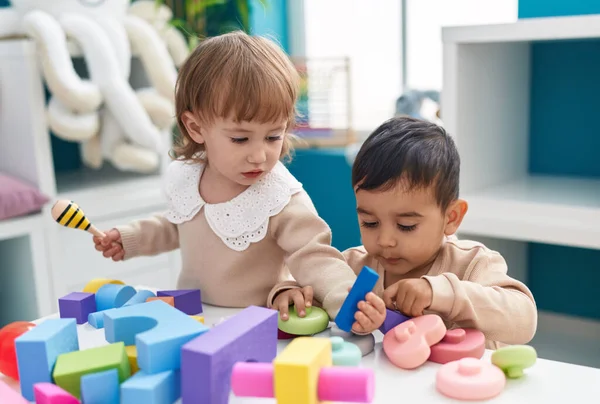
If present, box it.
[406,0,518,90]
[303,0,403,131]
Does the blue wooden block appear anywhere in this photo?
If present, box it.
[80,368,119,404]
[15,318,79,401]
[123,289,156,306]
[335,266,380,332]
[88,311,106,329]
[121,369,180,404]
[95,284,136,311]
[103,300,209,374]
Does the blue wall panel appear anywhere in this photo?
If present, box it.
[519,0,600,19]
[521,0,600,321]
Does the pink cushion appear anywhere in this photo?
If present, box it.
[0,173,49,220]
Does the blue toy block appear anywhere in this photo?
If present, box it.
[88,311,106,329]
[59,292,96,324]
[121,369,181,404]
[80,368,119,404]
[181,305,278,404]
[123,289,156,306]
[15,318,79,401]
[335,266,380,332]
[95,284,136,311]
[103,300,208,374]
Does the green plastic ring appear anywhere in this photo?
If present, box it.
[278,305,329,335]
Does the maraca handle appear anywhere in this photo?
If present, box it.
[87,225,106,239]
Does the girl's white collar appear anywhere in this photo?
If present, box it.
[163,160,303,251]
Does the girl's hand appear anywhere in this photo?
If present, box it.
[273,286,314,320]
[352,292,386,334]
[93,229,125,261]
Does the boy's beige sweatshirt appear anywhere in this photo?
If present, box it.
[343,237,538,349]
[115,161,356,319]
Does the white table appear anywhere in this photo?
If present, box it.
[3,301,600,403]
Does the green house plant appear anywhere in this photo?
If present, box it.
[154,0,267,48]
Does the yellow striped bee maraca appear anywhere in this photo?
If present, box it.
[51,199,105,238]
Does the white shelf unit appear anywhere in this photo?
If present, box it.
[442,15,600,368]
[0,38,179,321]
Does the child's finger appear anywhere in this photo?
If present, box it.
[301,286,313,307]
[277,297,291,320]
[358,300,379,320]
[366,292,386,313]
[102,229,121,246]
[291,291,306,317]
[354,311,373,331]
[113,250,125,262]
[382,284,399,309]
[352,322,366,334]
[103,245,121,258]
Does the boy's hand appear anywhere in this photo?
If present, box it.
[352,292,386,334]
[93,229,125,261]
[274,286,314,321]
[383,278,433,317]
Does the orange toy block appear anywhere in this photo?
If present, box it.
[274,337,332,404]
[146,297,175,307]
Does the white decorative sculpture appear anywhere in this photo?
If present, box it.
[0,0,190,173]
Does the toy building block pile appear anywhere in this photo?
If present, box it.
[0,265,538,403]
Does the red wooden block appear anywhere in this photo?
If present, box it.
[429,328,485,364]
[0,322,36,380]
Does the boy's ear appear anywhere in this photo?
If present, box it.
[444,198,468,236]
[181,111,205,144]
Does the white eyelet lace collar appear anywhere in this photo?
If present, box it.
[164,160,303,251]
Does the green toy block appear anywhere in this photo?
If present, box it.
[52,342,131,398]
[277,306,329,335]
[491,344,537,378]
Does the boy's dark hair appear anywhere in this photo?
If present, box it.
[352,116,460,211]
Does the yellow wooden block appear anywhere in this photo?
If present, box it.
[125,345,139,374]
[190,315,205,324]
[274,337,332,404]
[83,278,124,293]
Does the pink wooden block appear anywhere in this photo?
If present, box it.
[382,314,446,369]
[33,382,79,404]
[436,357,506,401]
[429,328,486,364]
[231,362,274,398]
[318,367,375,403]
[231,361,374,402]
[0,379,29,403]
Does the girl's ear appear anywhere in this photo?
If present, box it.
[443,199,468,236]
[181,111,205,144]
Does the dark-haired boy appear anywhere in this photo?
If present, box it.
[344,116,537,348]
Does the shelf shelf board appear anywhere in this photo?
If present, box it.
[56,164,165,218]
[443,14,600,44]
[0,214,43,241]
[460,175,600,250]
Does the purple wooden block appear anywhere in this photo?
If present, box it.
[156,289,202,315]
[181,305,278,404]
[379,309,411,334]
[59,292,96,324]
